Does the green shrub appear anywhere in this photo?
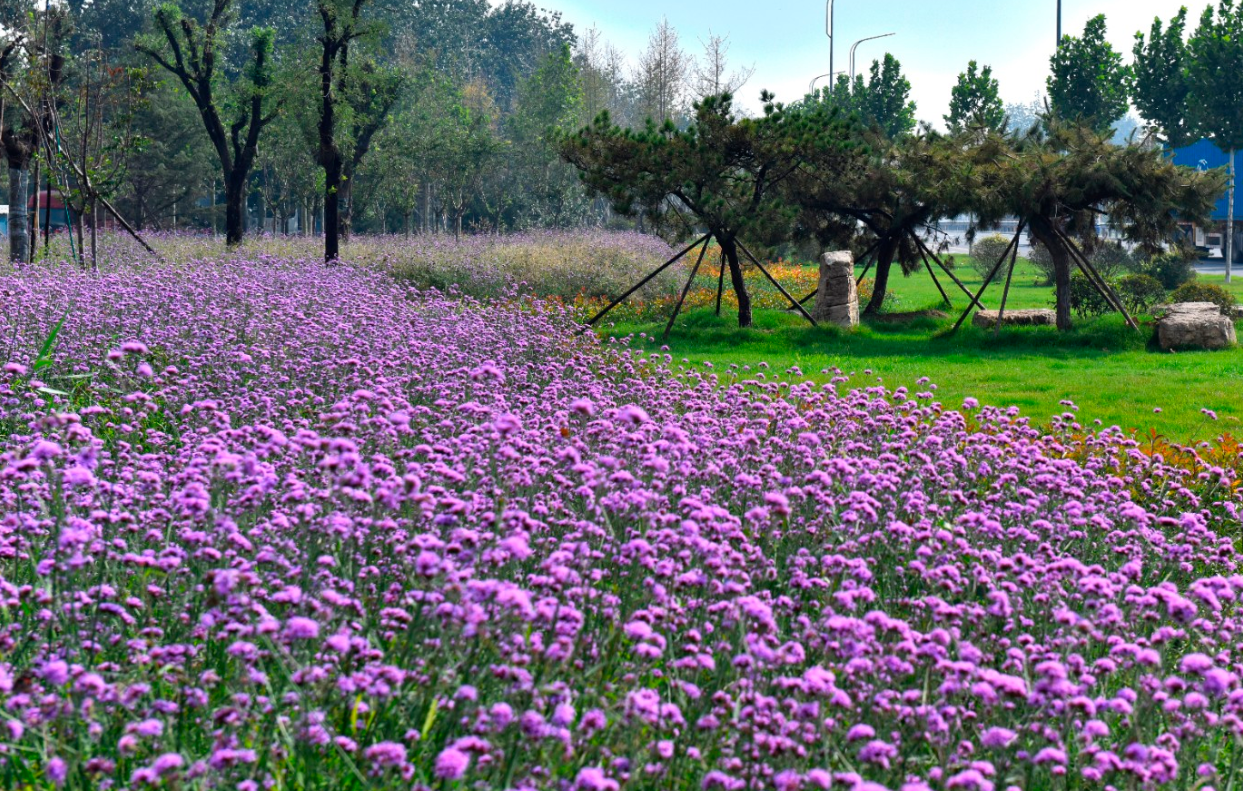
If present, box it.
[1067,272,1114,319]
[1028,239,1137,287]
[1027,242,1056,286]
[1115,274,1166,315]
[1089,241,1139,279]
[1141,249,1198,290]
[1168,281,1237,312]
[969,235,1014,283]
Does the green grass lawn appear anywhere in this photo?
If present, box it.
[602,258,1243,443]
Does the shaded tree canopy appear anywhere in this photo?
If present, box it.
[968,121,1225,329]
[787,117,975,313]
[561,92,857,327]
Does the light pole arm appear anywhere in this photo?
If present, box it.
[849,32,895,84]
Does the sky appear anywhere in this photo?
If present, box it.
[521,0,1199,126]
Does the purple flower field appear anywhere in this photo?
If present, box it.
[1,255,1242,790]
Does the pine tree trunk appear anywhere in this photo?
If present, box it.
[1030,218,1074,331]
[720,236,752,328]
[864,235,900,315]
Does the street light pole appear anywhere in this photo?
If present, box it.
[849,32,895,84]
[1056,0,1062,48]
[826,0,834,90]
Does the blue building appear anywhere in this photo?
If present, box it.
[1168,138,1241,260]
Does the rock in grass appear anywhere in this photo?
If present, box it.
[812,251,858,328]
[1156,302,1237,350]
[972,308,1057,329]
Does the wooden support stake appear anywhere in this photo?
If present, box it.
[736,239,818,326]
[582,233,711,330]
[854,254,876,286]
[663,238,711,340]
[1056,227,1141,332]
[912,233,974,301]
[993,234,1020,336]
[849,238,884,286]
[949,221,1025,334]
[714,249,726,316]
[917,240,951,305]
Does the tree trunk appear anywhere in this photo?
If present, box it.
[1029,218,1074,331]
[422,182,431,234]
[90,199,97,272]
[863,235,900,315]
[319,25,341,262]
[225,170,246,246]
[339,176,353,242]
[30,159,39,260]
[324,156,342,261]
[75,197,85,267]
[8,167,28,263]
[720,236,752,328]
[42,169,51,252]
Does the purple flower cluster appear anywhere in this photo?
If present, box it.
[0,254,1241,790]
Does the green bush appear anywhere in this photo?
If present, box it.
[1115,274,1166,315]
[1067,272,1114,319]
[1028,239,1139,287]
[1169,281,1237,312]
[1089,241,1139,279]
[969,235,1014,283]
[1027,242,1056,286]
[1141,249,1198,290]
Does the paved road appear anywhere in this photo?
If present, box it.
[1194,260,1237,276]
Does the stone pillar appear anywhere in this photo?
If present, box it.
[811,250,859,328]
